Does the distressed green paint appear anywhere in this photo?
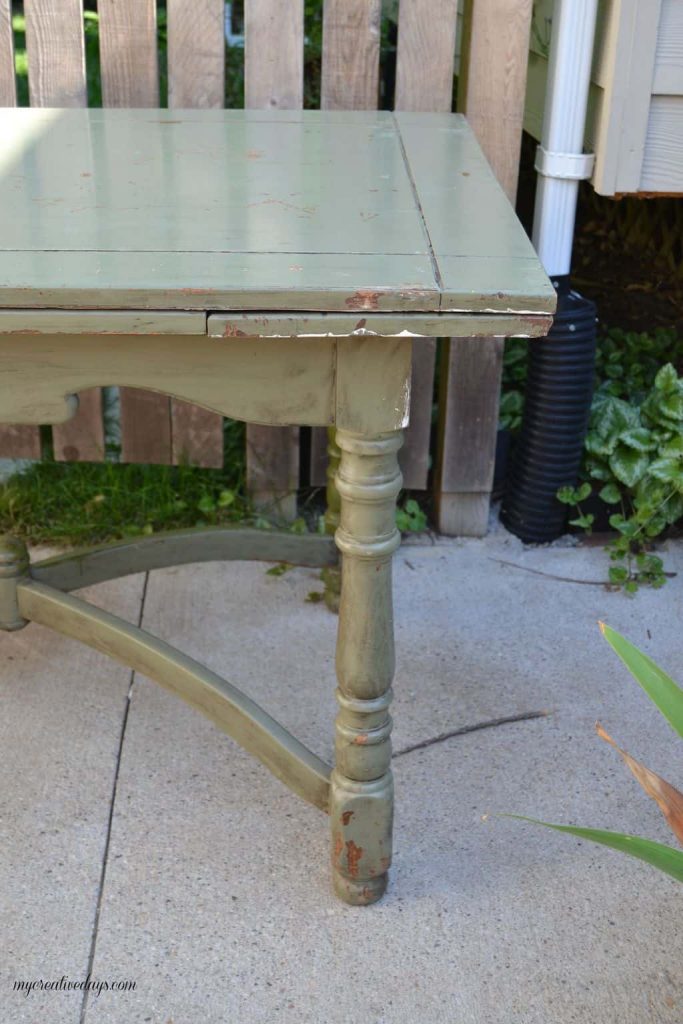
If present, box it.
[17,579,331,811]
[208,311,553,338]
[0,535,29,631]
[0,108,553,316]
[330,430,403,904]
[0,333,336,428]
[0,310,206,335]
[31,528,338,593]
[0,107,555,905]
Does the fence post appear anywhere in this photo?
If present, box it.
[435,0,533,535]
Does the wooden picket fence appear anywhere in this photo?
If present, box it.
[0,0,534,535]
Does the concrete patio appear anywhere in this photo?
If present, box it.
[1,523,681,1023]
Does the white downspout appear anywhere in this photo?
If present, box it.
[532,0,599,281]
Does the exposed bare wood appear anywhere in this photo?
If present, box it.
[0,426,42,460]
[24,0,87,107]
[0,4,37,460]
[167,0,225,108]
[53,389,105,462]
[436,336,504,537]
[244,0,303,109]
[97,0,168,465]
[166,0,226,468]
[244,0,303,517]
[98,0,158,107]
[395,0,457,112]
[24,0,104,462]
[436,0,534,534]
[321,0,381,109]
[0,0,16,105]
[120,388,172,466]
[458,0,533,202]
[170,401,223,468]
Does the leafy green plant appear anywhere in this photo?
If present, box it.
[513,623,683,883]
[595,327,681,402]
[395,498,427,533]
[558,362,683,591]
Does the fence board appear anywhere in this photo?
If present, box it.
[0,2,38,460]
[436,0,533,535]
[309,0,382,490]
[23,0,105,463]
[390,0,458,490]
[0,0,16,105]
[321,0,381,110]
[245,0,303,110]
[244,0,303,518]
[97,0,164,464]
[24,0,87,107]
[98,0,158,108]
[167,0,225,469]
[395,0,457,112]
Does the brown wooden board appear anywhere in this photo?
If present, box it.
[0,0,16,106]
[167,0,225,469]
[98,0,166,466]
[0,1,37,460]
[244,0,305,518]
[321,0,381,110]
[23,0,104,463]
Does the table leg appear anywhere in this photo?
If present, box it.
[321,427,341,613]
[330,429,403,905]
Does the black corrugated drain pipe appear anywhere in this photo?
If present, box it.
[501,278,597,543]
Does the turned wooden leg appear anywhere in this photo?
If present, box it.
[330,429,402,905]
[322,427,342,613]
[0,535,29,631]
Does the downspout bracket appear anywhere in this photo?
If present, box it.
[535,145,595,181]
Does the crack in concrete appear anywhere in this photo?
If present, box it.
[80,571,150,1024]
[393,710,550,758]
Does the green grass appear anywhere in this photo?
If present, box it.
[0,460,257,546]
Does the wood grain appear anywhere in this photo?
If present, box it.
[167,0,225,108]
[458,0,532,202]
[245,0,303,109]
[24,0,87,107]
[167,0,225,468]
[395,0,457,112]
[244,0,304,516]
[0,0,16,105]
[321,0,381,109]
[392,0,458,489]
[437,0,534,534]
[24,0,105,462]
[311,0,381,485]
[0,2,37,460]
[98,0,165,465]
[98,0,159,107]
[435,336,504,536]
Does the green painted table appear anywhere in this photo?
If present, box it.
[0,108,554,904]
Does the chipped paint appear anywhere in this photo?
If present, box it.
[345,840,363,877]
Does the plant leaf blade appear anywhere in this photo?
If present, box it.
[508,815,683,882]
[596,724,683,847]
[599,623,683,738]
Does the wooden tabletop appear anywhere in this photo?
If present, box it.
[0,108,554,316]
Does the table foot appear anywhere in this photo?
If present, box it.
[0,535,29,631]
[331,429,403,905]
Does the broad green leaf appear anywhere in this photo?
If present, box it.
[589,396,640,444]
[654,363,678,393]
[599,482,621,504]
[618,427,657,452]
[608,566,628,584]
[585,432,614,458]
[575,482,591,502]
[508,816,683,883]
[599,623,683,738]
[659,392,683,421]
[609,444,649,487]
[659,436,683,459]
